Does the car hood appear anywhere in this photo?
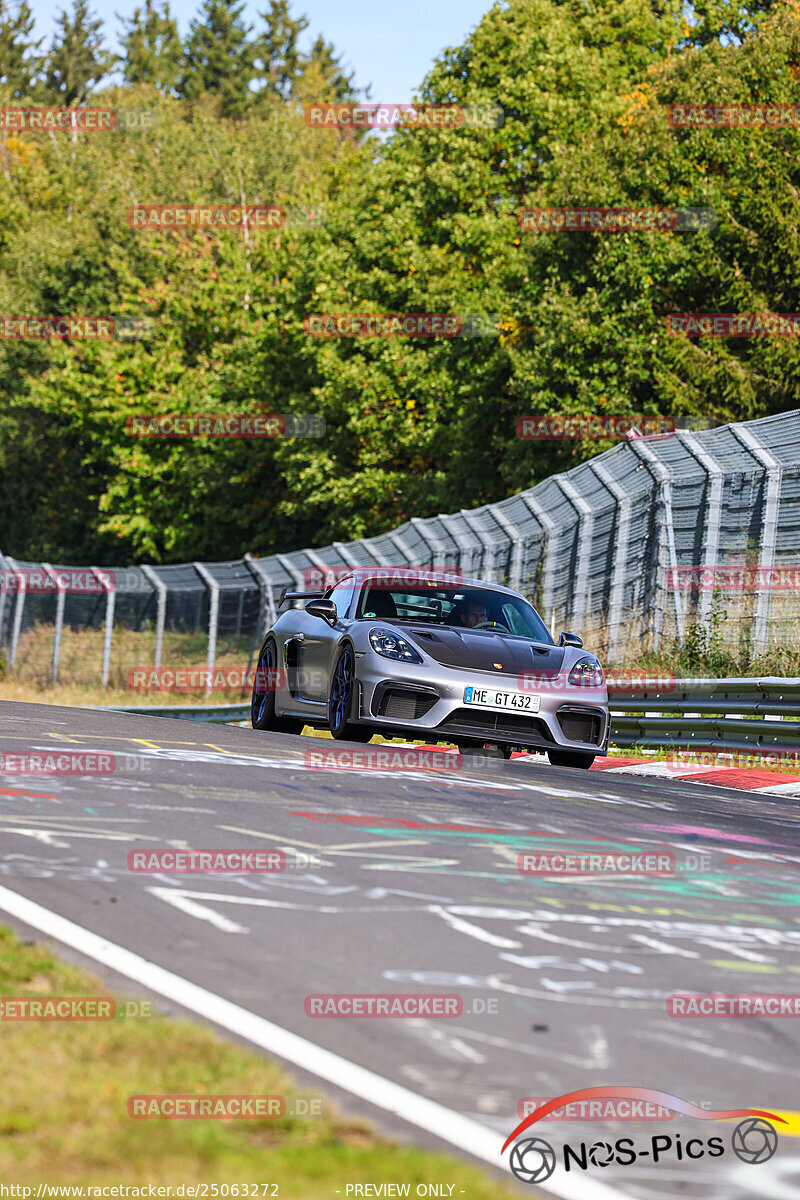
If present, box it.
[401,626,566,676]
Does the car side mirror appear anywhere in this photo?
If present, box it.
[559,631,583,648]
[305,598,338,625]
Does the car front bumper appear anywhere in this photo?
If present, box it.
[353,653,609,752]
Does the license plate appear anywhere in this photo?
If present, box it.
[463,686,540,713]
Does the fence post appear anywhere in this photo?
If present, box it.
[140,565,166,668]
[243,552,276,634]
[386,527,418,569]
[628,438,684,649]
[0,550,7,651]
[193,563,219,698]
[730,424,782,659]
[554,476,594,634]
[487,504,527,592]
[458,508,497,582]
[590,462,632,664]
[437,516,480,584]
[91,567,116,687]
[677,432,724,633]
[410,516,448,573]
[42,563,66,683]
[6,557,26,667]
[519,495,558,627]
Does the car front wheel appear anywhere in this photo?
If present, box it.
[328,644,372,741]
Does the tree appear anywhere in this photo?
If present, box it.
[296,32,359,103]
[118,0,182,92]
[42,0,112,104]
[254,0,307,98]
[0,0,43,97]
[179,0,257,116]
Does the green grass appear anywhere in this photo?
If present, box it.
[0,927,524,1195]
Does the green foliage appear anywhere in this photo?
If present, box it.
[118,0,182,92]
[41,0,113,104]
[0,0,797,564]
[676,590,733,675]
[0,0,42,97]
[255,0,308,98]
[178,0,257,116]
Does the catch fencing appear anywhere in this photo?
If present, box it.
[1,408,799,688]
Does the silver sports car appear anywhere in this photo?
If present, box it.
[250,568,609,767]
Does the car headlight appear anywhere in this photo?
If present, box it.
[369,627,423,664]
[568,656,605,687]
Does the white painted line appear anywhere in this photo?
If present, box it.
[753,781,800,796]
[0,883,629,1200]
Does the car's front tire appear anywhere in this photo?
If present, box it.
[251,639,304,733]
[328,644,373,741]
[547,749,595,769]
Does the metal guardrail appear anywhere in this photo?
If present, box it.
[98,677,800,753]
[95,703,250,724]
[607,676,800,753]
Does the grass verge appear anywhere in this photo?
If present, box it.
[0,926,521,1195]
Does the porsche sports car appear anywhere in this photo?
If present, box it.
[250,568,609,767]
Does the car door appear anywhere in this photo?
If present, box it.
[299,578,356,701]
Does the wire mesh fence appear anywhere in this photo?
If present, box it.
[1,408,799,689]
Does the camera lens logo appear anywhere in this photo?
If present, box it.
[509,1137,557,1183]
[588,1141,614,1167]
[732,1118,778,1164]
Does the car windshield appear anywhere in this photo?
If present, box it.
[354,583,553,643]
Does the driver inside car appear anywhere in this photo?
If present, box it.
[455,598,489,628]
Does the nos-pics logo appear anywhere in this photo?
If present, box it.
[502,1087,783,1184]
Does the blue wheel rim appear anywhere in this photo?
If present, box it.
[330,649,352,730]
[252,643,272,725]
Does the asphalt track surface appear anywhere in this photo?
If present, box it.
[0,699,799,1200]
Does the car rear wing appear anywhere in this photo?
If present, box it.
[277,588,326,607]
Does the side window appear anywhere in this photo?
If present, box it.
[328,580,356,619]
[502,602,527,635]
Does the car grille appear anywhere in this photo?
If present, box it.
[376,688,438,721]
[557,709,604,745]
[437,708,553,739]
